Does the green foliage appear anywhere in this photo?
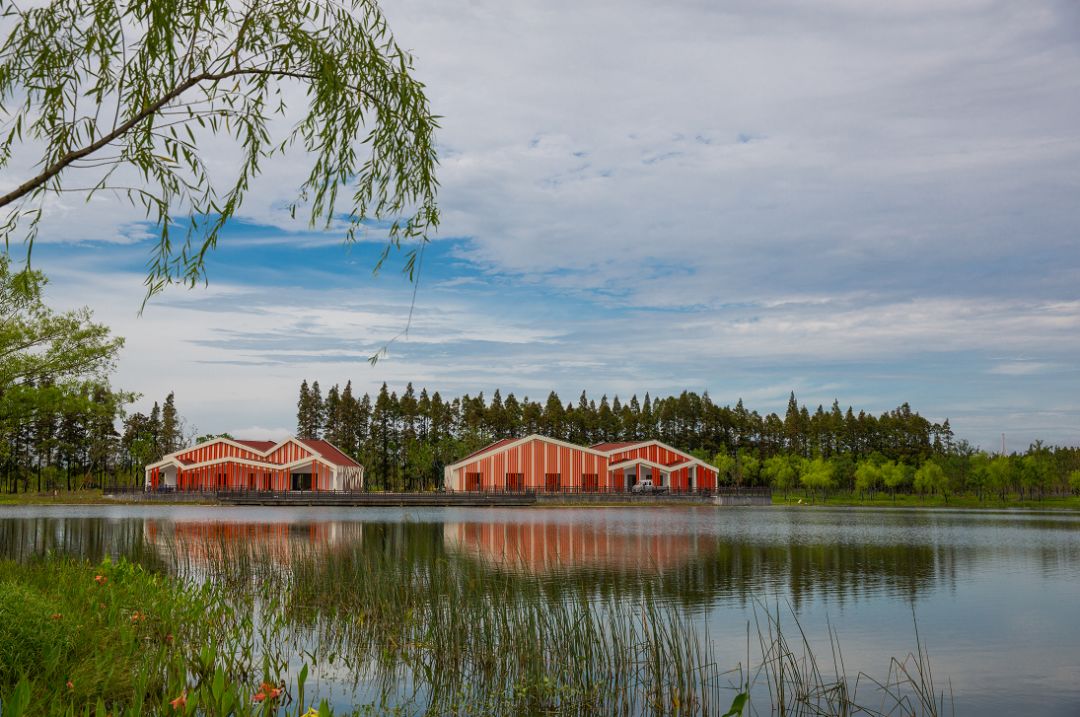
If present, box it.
[0,547,949,717]
[195,432,234,444]
[986,457,1015,500]
[799,457,835,498]
[0,257,130,493]
[1020,447,1054,498]
[761,454,802,495]
[854,462,883,495]
[286,380,1080,499]
[1070,470,1080,495]
[0,0,439,299]
[712,452,736,483]
[0,556,333,716]
[913,461,948,499]
[735,449,761,485]
[882,461,912,494]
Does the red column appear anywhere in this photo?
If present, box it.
[635,464,641,491]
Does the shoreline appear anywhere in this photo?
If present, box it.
[4,490,1080,512]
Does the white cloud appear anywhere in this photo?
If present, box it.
[6,0,1080,449]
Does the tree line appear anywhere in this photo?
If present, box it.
[0,256,200,493]
[3,253,1078,500]
[293,379,1080,499]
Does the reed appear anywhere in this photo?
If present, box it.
[0,538,951,716]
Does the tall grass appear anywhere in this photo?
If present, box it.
[0,536,952,716]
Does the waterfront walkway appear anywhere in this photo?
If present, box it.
[216,490,538,507]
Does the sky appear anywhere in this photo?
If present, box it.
[10,0,1080,449]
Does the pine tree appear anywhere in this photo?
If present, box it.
[161,392,181,454]
[297,380,313,438]
[148,401,163,458]
[784,392,803,456]
[310,381,324,438]
[542,392,564,439]
[324,384,342,446]
[340,381,358,455]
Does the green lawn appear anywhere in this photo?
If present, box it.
[0,489,112,506]
[0,489,217,507]
[772,491,1080,510]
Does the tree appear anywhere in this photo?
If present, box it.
[969,452,991,501]
[881,461,911,501]
[1069,470,1080,496]
[0,0,438,301]
[762,454,801,498]
[735,449,761,486]
[296,380,317,439]
[914,461,949,502]
[0,257,122,394]
[854,461,882,498]
[1,257,127,492]
[986,457,1015,502]
[712,452,736,484]
[161,392,182,454]
[1020,447,1054,500]
[799,457,834,501]
[196,432,234,444]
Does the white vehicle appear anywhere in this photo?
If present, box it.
[631,478,667,494]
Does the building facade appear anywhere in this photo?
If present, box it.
[443,435,719,492]
[145,436,364,492]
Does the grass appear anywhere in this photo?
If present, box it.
[0,555,332,716]
[773,491,1080,510]
[0,541,953,716]
[0,489,111,506]
[0,489,218,506]
[5,485,1078,511]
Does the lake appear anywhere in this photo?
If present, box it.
[2,504,1079,715]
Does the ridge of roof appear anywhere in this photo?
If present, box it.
[297,438,362,467]
[459,438,517,463]
[590,441,646,451]
[233,439,276,451]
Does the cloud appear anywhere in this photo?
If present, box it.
[7,0,1080,450]
[986,361,1059,376]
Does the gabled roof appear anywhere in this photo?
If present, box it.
[147,435,361,471]
[234,440,276,451]
[459,438,517,463]
[298,439,362,467]
[445,434,719,474]
[590,441,645,452]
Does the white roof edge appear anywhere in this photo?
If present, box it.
[445,434,717,472]
[146,453,342,473]
[156,435,331,464]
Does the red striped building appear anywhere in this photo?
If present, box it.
[144,436,364,492]
[444,435,719,492]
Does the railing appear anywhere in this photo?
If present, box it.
[109,485,771,499]
[457,485,771,497]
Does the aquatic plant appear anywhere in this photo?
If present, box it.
[0,539,950,716]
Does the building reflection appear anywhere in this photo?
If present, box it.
[18,512,1080,607]
[443,519,704,572]
[142,519,364,565]
[440,516,957,607]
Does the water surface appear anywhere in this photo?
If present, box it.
[2,504,1078,715]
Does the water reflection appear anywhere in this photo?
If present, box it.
[144,519,366,564]
[4,506,1080,716]
[8,508,1068,608]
